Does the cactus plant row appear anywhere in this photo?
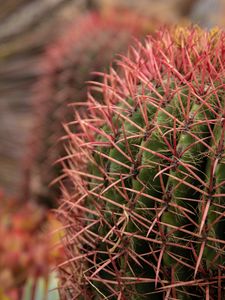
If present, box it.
[24,10,150,208]
[58,26,225,299]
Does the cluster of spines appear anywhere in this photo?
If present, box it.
[58,27,225,299]
[24,10,149,207]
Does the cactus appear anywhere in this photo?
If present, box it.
[58,27,225,299]
[0,191,63,299]
[24,10,151,208]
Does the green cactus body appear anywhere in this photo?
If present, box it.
[59,27,225,299]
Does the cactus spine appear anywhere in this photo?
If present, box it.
[58,27,225,299]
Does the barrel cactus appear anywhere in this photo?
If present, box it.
[58,26,225,299]
[24,10,150,207]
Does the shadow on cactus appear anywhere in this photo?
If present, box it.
[24,10,151,208]
[58,26,225,299]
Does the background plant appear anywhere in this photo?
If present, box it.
[23,9,151,208]
[0,191,63,300]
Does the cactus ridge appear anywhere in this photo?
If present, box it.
[59,27,225,299]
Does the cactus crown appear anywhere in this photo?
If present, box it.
[59,27,225,299]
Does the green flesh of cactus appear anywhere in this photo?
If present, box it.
[59,27,225,299]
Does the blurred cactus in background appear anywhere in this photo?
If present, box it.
[0,0,83,197]
[23,10,152,208]
[0,191,63,299]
